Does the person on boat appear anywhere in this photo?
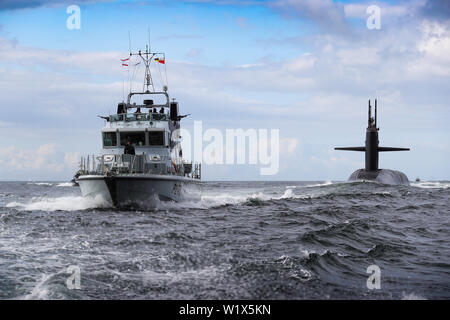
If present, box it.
[159,107,164,114]
[124,140,135,155]
[153,107,157,113]
[117,103,125,114]
[135,107,141,114]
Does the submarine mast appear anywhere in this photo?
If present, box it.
[335,99,410,172]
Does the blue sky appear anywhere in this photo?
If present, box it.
[0,0,449,181]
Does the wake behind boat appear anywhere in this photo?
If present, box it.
[76,45,201,207]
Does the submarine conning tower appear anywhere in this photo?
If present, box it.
[334,99,411,185]
[365,99,380,170]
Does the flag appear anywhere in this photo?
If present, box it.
[121,58,130,62]
[154,58,165,64]
[122,63,128,66]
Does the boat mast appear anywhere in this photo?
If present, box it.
[126,48,167,97]
[124,34,169,108]
[130,45,155,93]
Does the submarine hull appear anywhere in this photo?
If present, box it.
[348,169,409,185]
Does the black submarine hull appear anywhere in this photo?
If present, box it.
[348,169,409,186]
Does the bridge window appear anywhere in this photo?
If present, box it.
[109,114,123,122]
[151,113,168,121]
[136,114,148,121]
[103,132,117,147]
[149,131,164,146]
[120,131,146,146]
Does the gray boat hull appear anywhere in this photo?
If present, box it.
[78,174,201,208]
[348,169,410,185]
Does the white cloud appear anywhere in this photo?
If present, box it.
[344,2,417,19]
[0,144,61,171]
[280,138,299,154]
[336,47,380,66]
[64,151,81,168]
[0,38,125,75]
[0,144,82,179]
[270,0,348,33]
[414,20,450,75]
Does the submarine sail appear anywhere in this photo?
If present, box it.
[335,99,410,185]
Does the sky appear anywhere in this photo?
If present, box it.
[0,0,449,181]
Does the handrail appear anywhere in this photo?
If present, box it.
[108,113,169,122]
[131,155,136,174]
[127,91,169,106]
[78,153,201,179]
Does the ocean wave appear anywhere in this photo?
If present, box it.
[21,274,52,300]
[157,190,289,210]
[6,195,112,211]
[303,181,334,188]
[160,182,345,210]
[285,181,334,189]
[299,220,371,245]
[277,255,314,281]
[56,182,74,187]
[26,182,53,186]
[401,292,427,300]
[278,188,295,199]
[56,179,449,211]
[411,181,450,189]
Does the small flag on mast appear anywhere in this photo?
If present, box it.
[154,58,165,64]
[121,57,129,67]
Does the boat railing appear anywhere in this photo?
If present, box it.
[192,163,201,179]
[108,113,169,123]
[79,154,201,179]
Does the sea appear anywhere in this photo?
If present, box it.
[0,180,449,300]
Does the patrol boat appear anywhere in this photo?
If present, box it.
[76,46,201,207]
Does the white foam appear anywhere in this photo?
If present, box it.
[303,181,333,188]
[12,181,336,212]
[278,188,294,199]
[6,195,111,211]
[27,182,53,186]
[156,189,295,210]
[411,181,450,189]
[401,292,427,300]
[286,181,333,189]
[174,185,323,209]
[202,193,250,206]
[300,249,314,258]
[21,274,51,300]
[56,182,74,187]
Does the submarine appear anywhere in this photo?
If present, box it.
[335,99,410,185]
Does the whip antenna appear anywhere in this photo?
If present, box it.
[148,28,151,53]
